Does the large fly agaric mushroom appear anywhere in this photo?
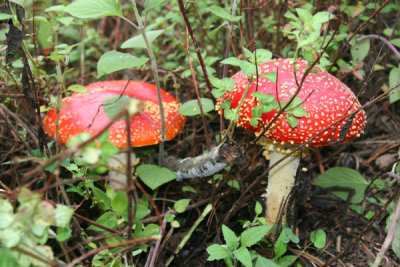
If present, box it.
[217,58,366,226]
[43,80,186,186]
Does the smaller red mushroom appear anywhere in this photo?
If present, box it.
[217,58,366,226]
[43,80,186,187]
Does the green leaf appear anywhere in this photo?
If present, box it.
[221,57,246,67]
[210,77,236,91]
[65,0,123,18]
[291,106,307,117]
[97,51,149,78]
[136,164,176,190]
[240,61,257,76]
[0,248,18,266]
[296,8,312,24]
[389,67,400,104]
[277,255,298,267]
[310,229,326,248]
[179,98,214,116]
[0,228,22,247]
[254,49,273,64]
[54,205,74,228]
[68,84,88,93]
[88,212,117,232]
[312,167,369,203]
[274,233,288,260]
[206,244,231,261]
[222,225,238,250]
[174,199,190,213]
[121,30,164,49]
[287,116,298,128]
[390,38,400,48]
[92,187,111,210]
[233,247,252,267]
[311,11,334,26]
[0,199,14,229]
[0,13,12,20]
[224,108,239,121]
[255,256,278,267]
[351,38,370,63]
[102,95,140,120]
[261,72,277,83]
[208,5,242,22]
[111,191,128,212]
[57,227,72,242]
[240,225,271,247]
[255,202,263,216]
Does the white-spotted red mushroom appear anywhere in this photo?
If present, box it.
[217,58,366,226]
[43,80,186,187]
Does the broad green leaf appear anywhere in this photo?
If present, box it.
[174,199,190,213]
[311,11,334,26]
[54,204,74,228]
[111,191,128,212]
[65,0,123,18]
[210,77,236,91]
[233,247,252,267]
[222,225,238,250]
[68,84,88,93]
[92,187,111,211]
[390,38,400,48]
[208,5,242,22]
[313,167,369,203]
[240,225,271,247]
[136,164,176,190]
[261,72,277,83]
[97,51,149,78]
[254,49,273,64]
[179,98,214,116]
[0,248,18,266]
[102,95,141,120]
[255,256,278,267]
[206,244,231,261]
[121,30,164,49]
[57,227,72,242]
[277,255,298,267]
[351,38,370,63]
[291,106,307,117]
[296,8,312,24]
[310,229,326,248]
[0,13,12,20]
[274,233,287,260]
[0,228,21,247]
[240,61,257,76]
[221,57,246,67]
[0,199,14,229]
[287,116,298,128]
[389,67,400,104]
[88,212,117,232]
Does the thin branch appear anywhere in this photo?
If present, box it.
[356,34,400,59]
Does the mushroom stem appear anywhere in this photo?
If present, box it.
[265,150,300,226]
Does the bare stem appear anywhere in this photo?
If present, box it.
[130,1,166,164]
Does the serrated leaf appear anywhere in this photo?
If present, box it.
[65,0,123,18]
[233,247,252,267]
[206,244,231,261]
[121,30,164,49]
[351,38,370,63]
[92,187,111,211]
[240,61,257,76]
[240,225,271,247]
[111,191,128,212]
[208,5,242,22]
[136,164,176,190]
[179,98,214,116]
[174,199,190,213]
[254,49,273,64]
[312,167,368,203]
[292,106,307,117]
[97,51,149,78]
[222,225,238,250]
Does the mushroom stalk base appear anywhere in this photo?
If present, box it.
[265,150,300,226]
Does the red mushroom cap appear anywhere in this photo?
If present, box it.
[43,80,186,147]
[217,58,366,146]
